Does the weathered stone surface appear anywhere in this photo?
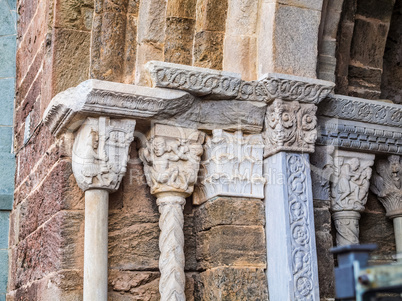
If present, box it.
[137,0,167,44]
[164,17,195,65]
[135,42,164,86]
[223,35,257,81]
[194,197,265,232]
[196,267,268,301]
[356,0,395,22]
[258,3,321,78]
[8,211,84,291]
[195,0,228,32]
[54,0,94,30]
[193,31,224,70]
[225,0,258,36]
[196,225,266,269]
[167,0,196,18]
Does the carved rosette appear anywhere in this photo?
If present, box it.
[193,130,265,205]
[263,99,318,157]
[371,155,402,218]
[287,154,315,300]
[72,117,136,192]
[139,124,204,301]
[329,150,375,246]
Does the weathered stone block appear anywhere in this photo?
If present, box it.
[0,78,16,126]
[164,17,195,65]
[54,0,94,30]
[137,0,167,44]
[350,19,389,69]
[225,0,258,36]
[52,28,91,95]
[0,250,8,296]
[193,31,224,70]
[0,211,10,249]
[0,154,15,206]
[135,42,164,85]
[0,1,15,36]
[167,0,196,18]
[197,267,268,301]
[277,0,324,10]
[223,35,257,80]
[195,0,228,32]
[196,225,266,269]
[194,197,265,232]
[356,0,395,22]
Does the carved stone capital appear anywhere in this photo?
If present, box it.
[72,117,136,192]
[330,150,375,213]
[371,155,402,219]
[193,130,265,205]
[263,99,318,157]
[139,124,205,197]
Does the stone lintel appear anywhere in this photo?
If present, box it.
[146,61,335,104]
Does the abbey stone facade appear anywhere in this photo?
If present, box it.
[3,0,402,300]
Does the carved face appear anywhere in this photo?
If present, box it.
[153,137,166,157]
[349,158,360,171]
[90,131,99,149]
[265,100,298,145]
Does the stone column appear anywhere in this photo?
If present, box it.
[71,117,136,301]
[193,130,268,300]
[329,150,375,246]
[139,124,204,301]
[371,155,402,260]
[263,99,321,300]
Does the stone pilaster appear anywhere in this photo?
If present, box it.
[262,75,333,301]
[72,116,136,301]
[329,150,375,246]
[371,155,402,259]
[192,129,267,300]
[139,124,204,301]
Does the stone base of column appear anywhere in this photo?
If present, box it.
[332,211,361,246]
[194,196,267,300]
[265,152,320,301]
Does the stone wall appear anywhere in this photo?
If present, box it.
[7,0,402,300]
[0,0,16,300]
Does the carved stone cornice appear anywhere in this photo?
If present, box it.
[146,61,335,104]
[139,124,205,197]
[263,99,318,157]
[371,155,402,218]
[318,94,402,128]
[317,94,402,156]
[72,117,136,192]
[193,130,265,205]
[329,150,375,246]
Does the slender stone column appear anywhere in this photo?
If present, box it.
[72,117,136,301]
[371,155,402,260]
[329,150,375,246]
[139,124,204,300]
[263,99,320,300]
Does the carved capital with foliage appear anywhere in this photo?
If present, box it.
[72,117,136,192]
[263,99,318,157]
[371,155,402,219]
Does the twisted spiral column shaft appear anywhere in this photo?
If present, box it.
[157,195,186,301]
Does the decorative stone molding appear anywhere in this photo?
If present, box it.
[329,150,375,246]
[371,155,402,218]
[193,130,265,205]
[72,117,136,192]
[146,61,335,104]
[263,99,318,157]
[317,94,402,156]
[319,94,402,128]
[139,124,204,301]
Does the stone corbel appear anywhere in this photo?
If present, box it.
[329,150,375,246]
[72,116,136,301]
[371,155,402,259]
[139,124,204,301]
[193,129,265,205]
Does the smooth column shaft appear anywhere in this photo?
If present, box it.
[84,189,109,301]
[394,217,402,261]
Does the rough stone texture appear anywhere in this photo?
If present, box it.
[164,17,195,65]
[196,267,268,301]
[193,31,224,69]
[258,3,321,78]
[381,0,402,104]
[195,0,228,32]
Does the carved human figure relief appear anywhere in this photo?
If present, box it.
[72,117,136,192]
[263,99,318,157]
[371,155,402,218]
[310,146,335,201]
[329,150,375,246]
[193,130,265,205]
